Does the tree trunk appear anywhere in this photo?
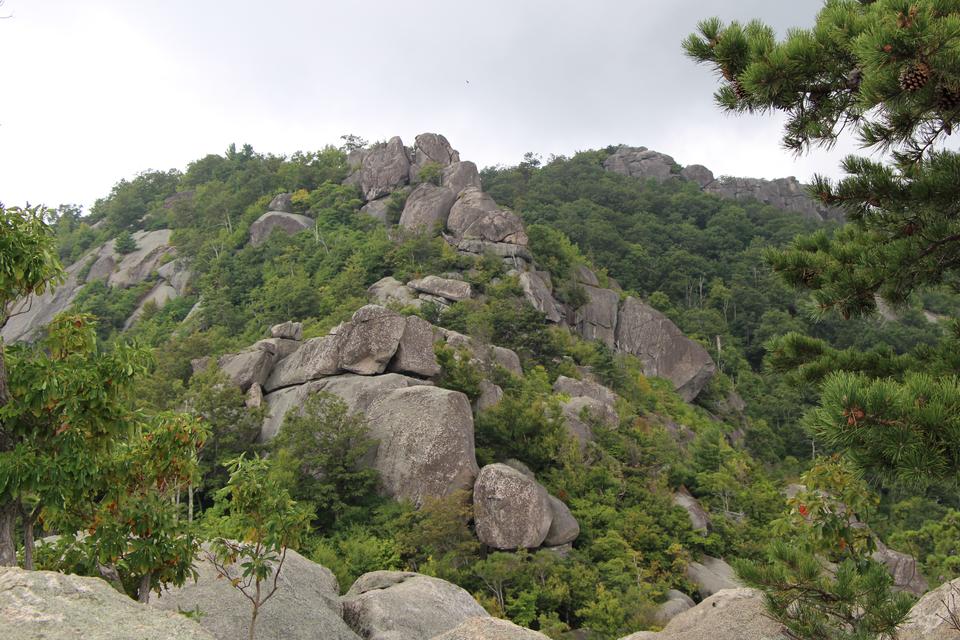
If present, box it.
[22,509,35,570]
[0,501,16,566]
[188,484,194,523]
[138,572,152,604]
[0,338,9,409]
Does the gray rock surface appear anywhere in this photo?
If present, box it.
[254,337,300,360]
[249,211,313,246]
[0,567,216,640]
[573,285,620,347]
[365,386,479,506]
[260,373,429,441]
[573,265,601,287]
[431,617,550,640]
[560,396,618,446]
[268,192,294,213]
[271,321,303,340]
[123,281,179,329]
[680,164,715,188]
[686,556,741,599]
[872,539,928,595]
[218,343,277,392]
[554,376,617,407]
[519,271,563,323]
[544,495,580,546]
[474,463,553,549]
[152,548,359,640]
[107,229,176,288]
[368,276,420,307]
[346,136,411,202]
[360,197,391,224]
[342,571,487,640]
[476,380,504,411]
[604,146,678,182]
[265,332,345,391]
[615,297,716,401]
[399,183,457,232]
[339,305,408,375]
[673,487,711,532]
[653,590,695,625]
[246,382,264,409]
[899,577,960,640]
[389,315,442,377]
[705,175,842,222]
[156,258,191,296]
[412,133,460,168]
[447,188,528,244]
[442,161,482,196]
[408,275,472,302]
[619,588,787,640]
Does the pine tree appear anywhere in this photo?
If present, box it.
[684,1,960,487]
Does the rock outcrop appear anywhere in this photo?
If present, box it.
[399,183,457,232]
[447,188,528,246]
[653,590,695,625]
[431,617,551,639]
[604,144,843,222]
[573,285,620,347]
[442,161,482,196]
[346,136,412,202]
[365,386,479,506]
[615,297,716,401]
[152,548,358,640]
[342,571,488,640]
[872,539,928,595]
[619,588,787,640]
[473,464,554,549]
[249,211,313,246]
[899,577,960,640]
[0,567,216,640]
[519,271,563,323]
[408,275,472,302]
[673,487,711,533]
[2,229,184,342]
[339,305,408,375]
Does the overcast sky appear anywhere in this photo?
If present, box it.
[0,0,860,211]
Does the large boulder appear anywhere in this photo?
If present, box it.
[107,229,176,288]
[653,590,695,625]
[412,133,460,168]
[346,136,411,202]
[673,487,711,532]
[249,211,313,246]
[271,321,303,340]
[399,183,457,232]
[151,548,359,640]
[447,188,528,244]
[899,577,960,640]
[544,495,580,547]
[519,271,563,323]
[265,331,346,391]
[218,343,277,392]
[872,539,928,595]
[0,567,215,640]
[365,386,479,506]
[431,617,550,639]
[389,315,442,377]
[408,275,472,302]
[342,571,487,640]
[268,192,294,213]
[686,556,741,599]
[680,164,715,188]
[442,161,482,196]
[473,464,553,549]
[615,297,716,401]
[553,376,617,407]
[603,146,678,182]
[619,588,787,640]
[704,175,842,222]
[368,276,420,307]
[123,281,179,329]
[559,396,618,446]
[339,305,408,375]
[260,373,429,441]
[573,285,620,348]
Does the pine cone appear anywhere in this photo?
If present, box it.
[899,62,931,92]
[935,83,960,111]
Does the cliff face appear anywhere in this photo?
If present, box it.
[603,145,844,223]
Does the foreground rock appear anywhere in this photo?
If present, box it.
[342,571,488,640]
[653,590,695,625]
[673,487,711,532]
[899,577,960,640]
[399,183,456,232]
[152,548,358,640]
[872,539,928,595]
[365,386,480,506]
[619,588,787,640]
[0,567,215,640]
[431,617,550,639]
[473,463,553,549]
[615,297,716,401]
[249,211,313,246]
[346,136,411,201]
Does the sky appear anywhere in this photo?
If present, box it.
[0,0,861,211]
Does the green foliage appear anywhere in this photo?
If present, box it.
[205,454,313,640]
[890,509,960,585]
[416,161,443,186]
[91,169,180,232]
[0,205,64,311]
[114,230,138,255]
[433,344,484,401]
[270,393,379,531]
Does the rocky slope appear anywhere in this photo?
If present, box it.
[603,145,844,223]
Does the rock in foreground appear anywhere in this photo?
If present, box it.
[430,616,551,639]
[0,567,215,640]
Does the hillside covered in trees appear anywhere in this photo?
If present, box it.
[2,121,958,640]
